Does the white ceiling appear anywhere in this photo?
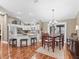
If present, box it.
[0,0,79,22]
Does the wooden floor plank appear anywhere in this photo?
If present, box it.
[0,42,56,59]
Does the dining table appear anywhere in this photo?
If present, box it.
[42,34,61,52]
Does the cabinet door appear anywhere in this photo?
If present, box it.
[23,26,31,30]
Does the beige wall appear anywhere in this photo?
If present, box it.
[0,15,18,41]
[0,15,4,40]
[66,19,76,37]
[40,19,76,37]
[76,13,79,37]
[76,13,79,25]
[0,14,8,41]
[42,22,48,33]
[0,11,78,42]
[59,19,76,37]
[0,15,4,24]
[37,20,48,32]
[7,16,16,24]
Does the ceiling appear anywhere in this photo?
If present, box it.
[0,0,79,23]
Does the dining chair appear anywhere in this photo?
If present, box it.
[42,33,55,52]
[9,38,17,47]
[31,37,37,46]
[20,39,28,47]
[55,34,64,50]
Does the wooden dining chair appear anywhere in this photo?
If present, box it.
[9,38,17,47]
[42,33,55,52]
[55,34,64,50]
[42,33,48,47]
[61,34,64,48]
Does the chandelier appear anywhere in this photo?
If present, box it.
[49,9,58,25]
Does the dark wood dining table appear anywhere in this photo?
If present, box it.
[42,34,61,52]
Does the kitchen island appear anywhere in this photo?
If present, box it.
[9,34,37,47]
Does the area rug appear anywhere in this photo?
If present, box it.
[36,47,64,59]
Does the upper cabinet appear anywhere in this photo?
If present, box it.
[8,16,23,25]
[12,19,21,25]
[23,26,31,30]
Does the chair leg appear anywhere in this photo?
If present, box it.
[36,39,37,45]
[44,43,45,48]
[26,40,27,47]
[47,43,50,51]
[52,47,54,52]
[20,41,22,47]
[33,39,34,45]
[52,42,55,52]
[9,40,10,45]
[16,40,17,47]
[59,42,61,50]
[31,39,32,46]
[42,39,43,47]
[33,39,36,45]
[12,41,14,47]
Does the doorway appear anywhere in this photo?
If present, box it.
[49,22,67,43]
[55,23,67,43]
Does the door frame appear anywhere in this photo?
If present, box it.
[55,22,67,43]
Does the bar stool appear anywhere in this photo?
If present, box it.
[9,38,17,47]
[31,37,37,45]
[20,39,28,47]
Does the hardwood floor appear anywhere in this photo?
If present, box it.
[0,41,75,59]
[63,44,75,59]
[0,42,56,59]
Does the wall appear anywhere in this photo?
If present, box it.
[42,22,48,33]
[32,20,48,36]
[66,19,76,37]
[8,16,16,24]
[0,15,4,41]
[0,15,4,24]
[3,15,8,41]
[76,13,79,37]
[59,19,76,37]
[41,19,76,37]
[0,14,8,41]
[76,13,79,25]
